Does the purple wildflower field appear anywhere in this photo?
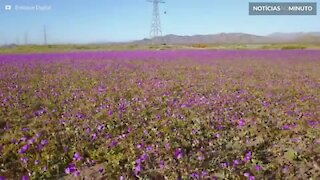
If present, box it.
[0,50,320,179]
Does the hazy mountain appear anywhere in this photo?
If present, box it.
[134,32,320,44]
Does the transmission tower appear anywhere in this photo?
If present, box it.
[147,0,165,43]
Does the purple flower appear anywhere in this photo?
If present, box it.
[86,127,91,134]
[73,152,83,161]
[19,144,30,154]
[175,148,183,159]
[11,138,17,144]
[98,167,104,174]
[21,175,29,180]
[233,159,241,166]
[0,176,6,180]
[108,110,113,115]
[146,146,153,152]
[140,153,148,161]
[109,140,118,148]
[65,163,77,174]
[201,171,208,177]
[255,165,262,171]
[20,136,28,142]
[92,133,97,140]
[221,162,229,168]
[244,151,252,163]
[159,160,165,169]
[22,127,29,132]
[77,112,85,119]
[282,125,290,130]
[191,172,199,179]
[244,172,250,177]
[137,143,144,149]
[134,162,142,175]
[73,171,80,177]
[98,125,105,131]
[238,119,246,127]
[37,144,44,151]
[27,138,35,145]
[41,139,48,146]
[215,134,221,138]
[20,157,29,164]
[35,160,40,165]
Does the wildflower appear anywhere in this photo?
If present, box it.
[201,171,208,177]
[233,159,241,166]
[20,136,28,142]
[86,127,91,134]
[77,112,85,119]
[35,160,40,165]
[143,153,149,160]
[215,134,221,138]
[65,163,77,174]
[175,148,183,159]
[0,176,6,180]
[27,138,35,145]
[109,140,118,148]
[221,162,229,168]
[20,157,29,164]
[198,154,205,161]
[22,175,29,180]
[92,133,97,140]
[41,139,48,146]
[244,151,252,163]
[73,171,80,177]
[191,172,199,179]
[255,165,262,171]
[146,146,153,152]
[238,119,246,127]
[98,125,105,131]
[134,161,143,175]
[137,143,144,149]
[159,160,165,169]
[244,172,250,177]
[19,144,30,154]
[98,167,104,174]
[73,152,83,161]
[37,144,44,151]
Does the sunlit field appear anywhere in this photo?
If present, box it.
[0,50,319,179]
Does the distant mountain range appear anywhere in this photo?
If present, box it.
[134,32,320,44]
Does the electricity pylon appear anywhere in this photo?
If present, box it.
[147,0,165,44]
